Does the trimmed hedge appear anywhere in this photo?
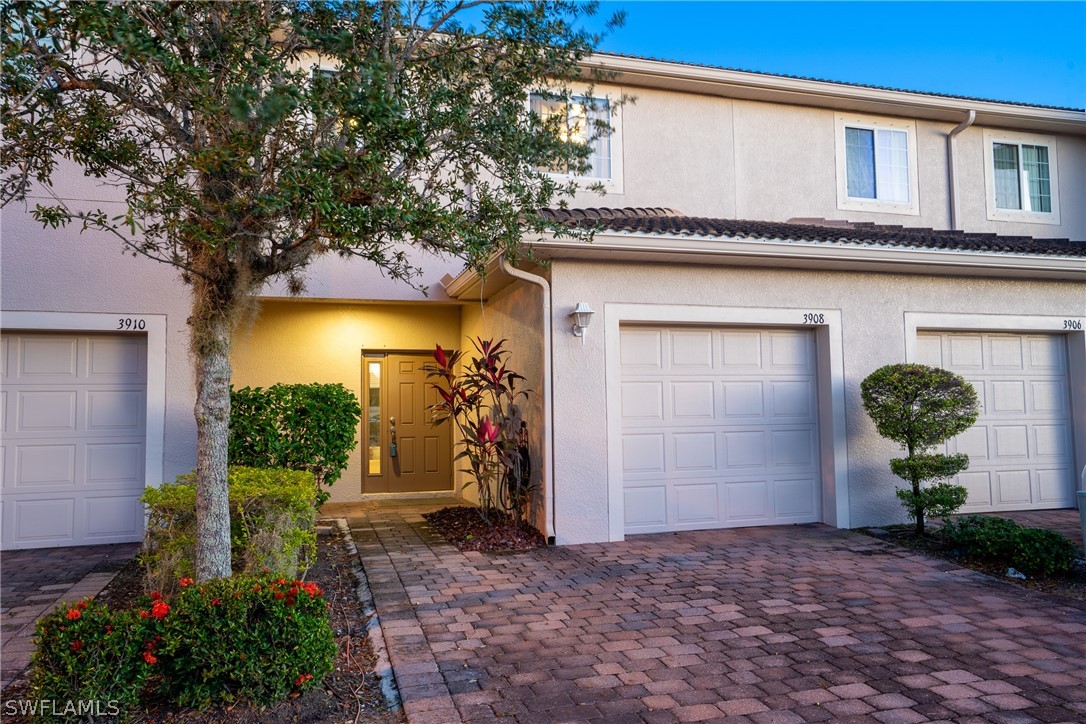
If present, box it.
[229,383,361,505]
[31,576,335,714]
[943,515,1078,577]
[140,467,316,594]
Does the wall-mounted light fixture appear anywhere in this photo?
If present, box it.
[570,302,595,345]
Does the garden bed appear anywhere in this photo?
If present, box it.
[860,524,1086,602]
[1,529,401,723]
[423,506,546,553]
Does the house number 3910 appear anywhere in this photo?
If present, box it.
[802,313,825,325]
[1065,320,1083,330]
[116,318,146,331]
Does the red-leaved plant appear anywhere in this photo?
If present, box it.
[426,338,533,523]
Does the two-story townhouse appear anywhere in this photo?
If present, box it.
[2,53,1083,549]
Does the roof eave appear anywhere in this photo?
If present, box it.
[584,55,1086,136]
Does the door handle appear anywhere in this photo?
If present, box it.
[389,417,397,458]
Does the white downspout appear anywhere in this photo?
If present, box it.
[947,109,976,231]
[498,255,556,545]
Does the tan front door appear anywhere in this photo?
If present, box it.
[362,353,453,494]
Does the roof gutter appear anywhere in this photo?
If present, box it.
[497,255,557,546]
[947,110,977,231]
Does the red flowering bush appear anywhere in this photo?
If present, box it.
[29,575,335,713]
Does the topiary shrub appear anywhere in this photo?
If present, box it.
[861,363,979,536]
[943,514,1078,577]
[141,467,317,594]
[30,575,335,713]
[229,383,361,506]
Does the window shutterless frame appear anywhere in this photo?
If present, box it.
[834,112,920,216]
[526,84,624,194]
[982,129,1061,226]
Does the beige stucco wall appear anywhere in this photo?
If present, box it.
[565,87,1086,241]
[548,259,1085,545]
[230,299,461,503]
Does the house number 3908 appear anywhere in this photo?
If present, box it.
[116,318,146,331]
[802,313,825,325]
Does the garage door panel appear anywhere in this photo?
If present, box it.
[87,389,145,431]
[87,443,144,485]
[20,337,78,378]
[85,496,143,538]
[621,326,821,533]
[674,483,718,524]
[949,335,984,369]
[15,445,77,487]
[671,381,715,419]
[672,432,717,470]
[1,333,147,549]
[13,498,76,544]
[620,330,663,369]
[923,331,1074,512]
[775,478,818,517]
[724,431,766,468]
[18,390,78,431]
[915,335,943,367]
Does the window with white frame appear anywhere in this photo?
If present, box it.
[530,93,612,181]
[834,113,920,215]
[983,129,1060,224]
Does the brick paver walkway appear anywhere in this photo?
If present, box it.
[346,508,1086,723]
[1,543,138,688]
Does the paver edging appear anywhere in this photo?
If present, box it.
[331,518,402,714]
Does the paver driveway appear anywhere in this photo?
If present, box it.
[345,509,1086,724]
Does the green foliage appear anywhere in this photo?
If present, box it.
[943,515,1078,577]
[31,600,157,717]
[30,576,335,714]
[894,482,968,523]
[141,467,317,593]
[229,383,361,506]
[425,339,535,523]
[861,363,980,535]
[2,0,620,578]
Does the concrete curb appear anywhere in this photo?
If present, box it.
[332,518,402,714]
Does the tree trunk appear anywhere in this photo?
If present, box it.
[193,309,234,580]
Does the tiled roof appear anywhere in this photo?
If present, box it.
[594,52,1086,113]
[539,208,1086,258]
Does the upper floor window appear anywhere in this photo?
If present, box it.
[983,129,1060,225]
[530,93,618,186]
[834,113,920,215]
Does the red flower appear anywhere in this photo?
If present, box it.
[66,608,82,621]
[274,592,285,600]
[285,597,296,607]
[150,601,170,619]
[150,591,162,601]
[302,582,323,597]
[77,600,88,610]
[106,625,113,635]
[70,640,84,652]
[275,578,288,586]
[143,651,157,665]
[294,673,313,687]
[252,584,262,593]
[211,598,221,606]
[179,577,194,588]
[288,586,299,596]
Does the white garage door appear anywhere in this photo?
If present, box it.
[916,332,1074,512]
[621,326,821,534]
[1,333,147,549]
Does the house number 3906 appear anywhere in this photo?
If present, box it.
[1065,320,1083,330]
[802,313,825,325]
[117,317,146,331]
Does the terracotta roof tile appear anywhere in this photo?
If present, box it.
[539,208,1086,258]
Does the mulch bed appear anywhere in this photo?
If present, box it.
[862,524,1086,602]
[1,529,402,724]
[423,506,546,553]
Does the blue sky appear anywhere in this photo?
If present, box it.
[582,2,1086,109]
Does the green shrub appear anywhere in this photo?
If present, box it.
[29,576,335,715]
[30,599,158,716]
[943,514,1077,576]
[861,364,979,536]
[229,383,361,505]
[141,467,317,594]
